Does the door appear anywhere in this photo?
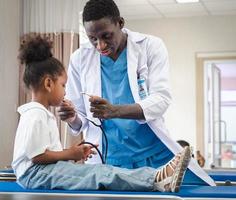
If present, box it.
[206,63,221,168]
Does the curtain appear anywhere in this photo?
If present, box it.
[22,0,83,34]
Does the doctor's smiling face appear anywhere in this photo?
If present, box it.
[84,17,127,61]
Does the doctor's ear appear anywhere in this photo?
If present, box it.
[118,17,125,29]
[44,76,54,92]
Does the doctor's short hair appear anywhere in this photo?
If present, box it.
[82,0,120,24]
[18,36,65,89]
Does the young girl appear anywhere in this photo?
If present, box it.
[12,36,191,192]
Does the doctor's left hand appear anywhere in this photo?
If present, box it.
[89,96,119,119]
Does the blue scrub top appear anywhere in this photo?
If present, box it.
[100,48,171,168]
[100,49,206,185]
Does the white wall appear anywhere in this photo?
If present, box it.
[0,0,20,167]
[126,16,236,149]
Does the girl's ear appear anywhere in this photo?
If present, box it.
[44,76,54,92]
[118,17,125,29]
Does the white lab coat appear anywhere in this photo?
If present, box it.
[66,28,215,186]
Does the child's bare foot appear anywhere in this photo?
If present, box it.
[155,146,191,192]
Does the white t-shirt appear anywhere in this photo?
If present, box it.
[12,102,63,179]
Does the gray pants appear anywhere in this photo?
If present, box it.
[19,161,159,191]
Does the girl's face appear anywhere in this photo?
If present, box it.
[49,71,67,106]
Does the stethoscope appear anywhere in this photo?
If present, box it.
[76,110,108,164]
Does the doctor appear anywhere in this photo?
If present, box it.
[58,0,215,186]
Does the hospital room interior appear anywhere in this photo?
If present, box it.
[1,0,236,199]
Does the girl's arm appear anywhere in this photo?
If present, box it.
[32,143,95,164]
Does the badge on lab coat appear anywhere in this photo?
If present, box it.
[138,77,148,100]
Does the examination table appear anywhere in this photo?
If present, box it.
[1,169,236,200]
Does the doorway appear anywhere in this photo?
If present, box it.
[196,53,236,169]
[204,60,236,169]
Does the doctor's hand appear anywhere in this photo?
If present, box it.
[57,99,77,123]
[89,96,120,119]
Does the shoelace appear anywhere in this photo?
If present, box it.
[156,153,181,182]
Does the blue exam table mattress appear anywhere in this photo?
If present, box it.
[0,182,236,198]
[208,170,236,182]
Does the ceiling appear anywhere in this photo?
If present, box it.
[113,0,236,20]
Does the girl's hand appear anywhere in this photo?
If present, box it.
[79,143,97,161]
[69,142,97,161]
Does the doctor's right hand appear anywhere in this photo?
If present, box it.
[57,99,77,123]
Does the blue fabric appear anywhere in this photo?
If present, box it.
[0,169,14,173]
[18,161,157,191]
[100,49,167,167]
[1,182,236,198]
[208,170,236,182]
[100,49,207,186]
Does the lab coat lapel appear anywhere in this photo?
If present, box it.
[83,50,101,122]
[127,37,140,102]
[85,51,101,97]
